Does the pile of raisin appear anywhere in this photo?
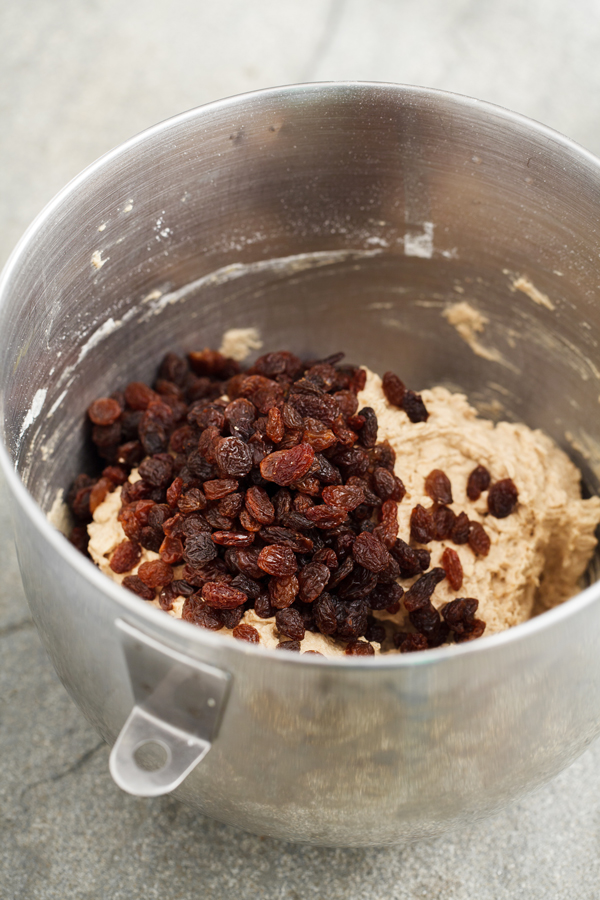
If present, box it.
[68,348,518,656]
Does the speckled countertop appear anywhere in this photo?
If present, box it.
[3,1,600,896]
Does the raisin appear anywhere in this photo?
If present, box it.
[204,478,239,500]
[232,623,260,642]
[455,619,486,642]
[365,620,387,644]
[276,640,301,651]
[188,348,238,379]
[403,568,446,612]
[369,582,404,611]
[137,559,174,588]
[202,582,247,608]
[450,511,470,544]
[357,407,378,449]
[245,486,276,524]
[289,388,340,427]
[304,505,348,529]
[467,465,491,501]
[425,469,453,505]
[177,488,207,513]
[302,418,337,452]
[349,367,367,393]
[313,547,338,570]
[338,566,377,602]
[431,504,456,541]
[441,547,463,590]
[230,574,261,599]
[403,390,429,423]
[410,504,435,544]
[230,547,264,579]
[313,593,338,635]
[102,465,128,486]
[109,540,141,573]
[214,437,253,477]
[69,525,89,555]
[219,492,244,518]
[140,526,164,552]
[124,382,156,410]
[88,397,122,426]
[139,416,167,455]
[254,592,276,618]
[182,595,223,629]
[158,353,188,386]
[89,477,113,513]
[219,607,246,629]
[258,544,298,576]
[345,640,375,656]
[239,510,262,532]
[394,633,429,653]
[468,521,491,556]
[276,608,306,641]
[373,499,399,549]
[333,447,369,477]
[487,478,518,518]
[327,555,354,589]
[183,533,217,567]
[224,398,256,438]
[159,535,184,565]
[122,575,155,601]
[337,599,369,639]
[409,603,449,647]
[321,484,364,510]
[441,597,479,635]
[382,371,406,408]
[138,454,174,488]
[260,443,315,486]
[264,407,284,444]
[372,468,405,502]
[352,532,390,573]
[117,440,144,467]
[269,575,299,608]
[298,561,331,602]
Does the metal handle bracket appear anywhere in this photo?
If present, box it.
[109,618,231,797]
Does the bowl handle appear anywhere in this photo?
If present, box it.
[109,618,231,797]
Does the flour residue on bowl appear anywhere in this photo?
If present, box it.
[442,301,511,368]
[219,328,262,362]
[511,275,555,311]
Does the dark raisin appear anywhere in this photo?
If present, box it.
[230,547,264,579]
[468,521,491,556]
[487,478,518,518]
[313,593,338,635]
[410,504,435,544]
[403,567,446,612]
[177,488,207,513]
[455,619,486,642]
[312,547,338,570]
[122,575,155,601]
[276,608,305,641]
[138,454,174,488]
[269,575,299,608]
[441,547,463,591]
[183,533,217,567]
[409,603,449,648]
[403,390,429,423]
[232,623,260,642]
[431,504,456,541]
[261,526,314,553]
[298,561,331,602]
[357,407,378,449]
[214,437,253,477]
[276,640,301,651]
[450,511,470,544]
[372,467,405,502]
[365,620,387,644]
[109,540,141,573]
[382,371,406,408]
[219,492,244,518]
[258,544,298,576]
[352,532,390,573]
[467,465,491,501]
[254,592,276,618]
[394,632,429,653]
[230,574,261,599]
[425,469,453,505]
[441,597,479,635]
[369,582,404,611]
[337,599,369,639]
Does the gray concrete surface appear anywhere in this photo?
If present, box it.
[3,0,600,896]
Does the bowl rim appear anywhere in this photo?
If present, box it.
[2,79,600,669]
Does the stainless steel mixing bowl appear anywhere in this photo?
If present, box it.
[2,83,600,846]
